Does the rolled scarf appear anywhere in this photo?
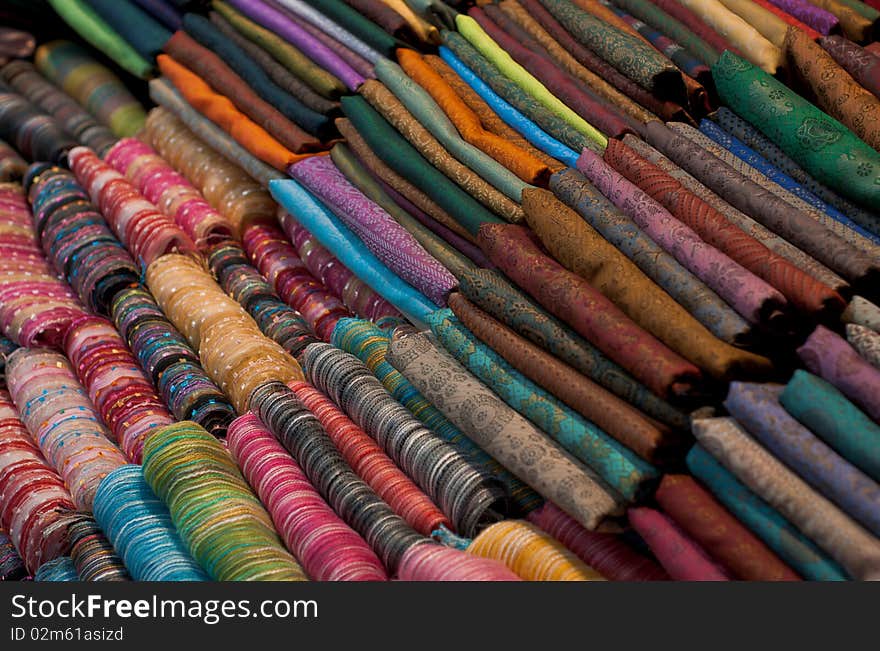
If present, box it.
[522,188,770,388]
[821,35,880,101]
[275,0,388,63]
[339,0,415,42]
[0,389,80,574]
[92,465,208,581]
[602,138,845,320]
[713,50,880,212]
[376,58,531,205]
[550,168,756,347]
[843,296,880,331]
[786,27,880,152]
[289,156,458,306]
[180,14,331,140]
[538,0,686,100]
[427,308,659,503]
[0,60,116,156]
[68,146,199,271]
[208,10,339,115]
[437,45,580,166]
[34,557,78,582]
[288,381,448,537]
[284,215,401,322]
[270,180,438,326]
[81,0,171,60]
[34,40,146,136]
[0,81,76,165]
[780,369,880,482]
[696,118,880,245]
[693,417,880,580]
[64,315,175,464]
[105,138,234,250]
[329,142,483,278]
[396,543,521,581]
[808,0,875,42]
[24,163,138,317]
[285,7,376,79]
[527,502,668,581]
[223,0,366,90]
[338,117,477,242]
[448,293,679,465]
[300,342,506,537]
[628,507,731,581]
[468,520,605,580]
[341,95,504,236]
[142,422,308,581]
[165,32,328,152]
[847,323,880,369]
[620,134,850,291]
[674,0,783,73]
[243,223,351,341]
[386,328,625,530]
[399,48,551,184]
[0,530,26,580]
[142,107,278,236]
[208,243,319,359]
[442,30,601,155]
[765,0,840,34]
[478,222,705,401]
[250,381,426,573]
[148,79,285,188]
[110,286,235,438]
[212,0,347,99]
[725,382,880,537]
[0,183,86,348]
[6,348,127,512]
[304,0,406,53]
[578,148,790,329]
[44,0,153,78]
[227,412,389,581]
[455,268,690,431]
[133,0,182,30]
[687,445,848,581]
[157,55,315,172]
[715,0,790,48]
[749,0,823,40]
[330,318,542,515]
[797,325,880,421]
[486,1,660,130]
[644,120,880,295]
[656,474,799,581]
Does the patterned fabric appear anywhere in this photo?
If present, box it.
[550,168,754,346]
[713,50,880,213]
[712,107,880,236]
[786,27,880,152]
[847,323,880,370]
[290,156,457,307]
[427,308,659,502]
[0,81,76,164]
[656,474,799,580]
[386,328,624,531]
[478,222,705,400]
[456,268,689,430]
[687,445,848,581]
[578,147,788,327]
[611,0,719,66]
[798,325,880,422]
[809,0,873,42]
[628,507,730,581]
[603,138,845,320]
[644,120,880,291]
[275,0,386,63]
[448,293,678,465]
[692,417,880,581]
[780,370,880,482]
[766,0,839,34]
[360,79,524,222]
[821,35,880,101]
[725,382,880,537]
[539,0,686,100]
[697,119,880,245]
[843,296,880,332]
[523,188,768,382]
